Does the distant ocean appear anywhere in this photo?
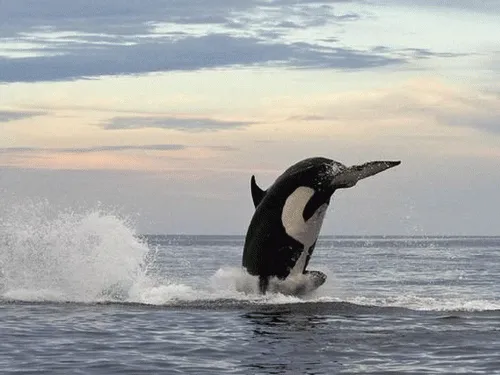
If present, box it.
[1,207,499,374]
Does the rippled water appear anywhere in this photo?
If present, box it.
[1,205,500,374]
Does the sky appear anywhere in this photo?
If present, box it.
[1,0,499,235]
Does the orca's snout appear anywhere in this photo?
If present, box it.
[381,160,401,168]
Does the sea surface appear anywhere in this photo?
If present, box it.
[1,206,500,374]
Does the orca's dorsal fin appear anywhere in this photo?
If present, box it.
[250,175,266,208]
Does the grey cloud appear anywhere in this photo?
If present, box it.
[0,0,254,37]
[206,145,238,151]
[287,115,327,121]
[403,48,465,59]
[0,147,38,153]
[437,113,500,135]
[0,34,404,82]
[380,0,500,14]
[275,21,304,29]
[0,144,186,154]
[238,2,359,38]
[257,30,286,39]
[103,116,255,132]
[371,46,391,53]
[370,46,465,61]
[168,15,230,25]
[0,0,464,83]
[403,90,500,135]
[291,41,404,69]
[336,13,360,21]
[270,0,353,4]
[0,111,45,122]
[388,90,500,135]
[0,0,383,83]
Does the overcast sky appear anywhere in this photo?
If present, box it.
[1,0,499,235]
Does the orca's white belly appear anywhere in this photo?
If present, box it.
[281,186,328,275]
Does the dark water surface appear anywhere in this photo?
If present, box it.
[1,216,500,374]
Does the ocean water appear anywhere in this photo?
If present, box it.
[1,204,500,374]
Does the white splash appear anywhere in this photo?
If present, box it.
[0,200,150,303]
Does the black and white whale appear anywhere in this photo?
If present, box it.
[242,157,400,295]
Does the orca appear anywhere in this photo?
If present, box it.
[242,157,400,294]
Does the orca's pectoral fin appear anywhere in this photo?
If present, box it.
[304,270,327,288]
[250,175,267,208]
[333,160,400,189]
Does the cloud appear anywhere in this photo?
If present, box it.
[102,115,256,132]
[0,110,45,122]
[402,48,465,59]
[287,115,327,121]
[0,143,237,171]
[1,1,468,82]
[0,0,248,37]
[437,112,500,135]
[0,33,406,83]
[370,47,466,60]
[389,82,500,135]
[261,79,500,140]
[381,0,500,14]
[0,144,186,154]
[0,0,358,42]
[355,80,500,135]
[0,144,239,155]
[0,1,427,83]
[0,0,357,31]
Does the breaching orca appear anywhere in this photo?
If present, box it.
[242,157,400,294]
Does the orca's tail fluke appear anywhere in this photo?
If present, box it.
[332,160,400,189]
